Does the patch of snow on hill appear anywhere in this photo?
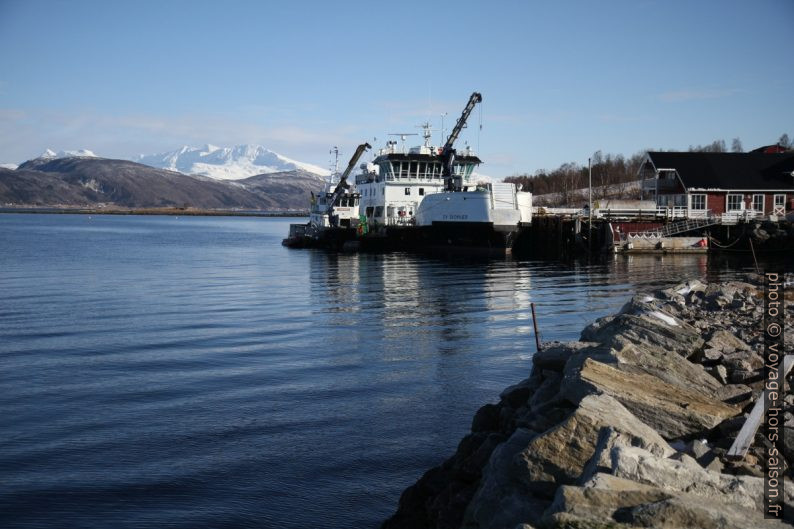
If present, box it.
[39,148,98,159]
[0,163,18,170]
[136,144,330,180]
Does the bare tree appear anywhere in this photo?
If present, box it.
[780,133,791,149]
[689,139,727,152]
[731,138,743,152]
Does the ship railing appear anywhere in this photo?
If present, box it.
[386,217,416,226]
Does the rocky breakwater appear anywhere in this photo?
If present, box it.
[382,278,794,529]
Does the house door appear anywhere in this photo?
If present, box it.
[773,194,785,215]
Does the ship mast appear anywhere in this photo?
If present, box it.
[329,146,340,184]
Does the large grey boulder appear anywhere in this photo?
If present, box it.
[531,341,598,372]
[556,339,721,398]
[706,329,752,353]
[461,428,548,529]
[607,342,721,394]
[607,444,794,519]
[561,358,739,438]
[544,479,789,528]
[543,480,671,528]
[462,394,674,529]
[515,394,673,493]
[542,438,793,529]
[581,310,704,359]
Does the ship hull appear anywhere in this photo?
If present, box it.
[417,221,517,255]
[354,222,518,255]
[282,225,359,250]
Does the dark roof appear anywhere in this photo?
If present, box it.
[646,151,794,191]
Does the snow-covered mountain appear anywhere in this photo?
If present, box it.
[39,148,98,159]
[136,144,330,180]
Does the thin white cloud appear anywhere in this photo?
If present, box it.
[657,88,744,102]
[0,107,362,166]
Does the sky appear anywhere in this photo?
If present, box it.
[0,0,792,177]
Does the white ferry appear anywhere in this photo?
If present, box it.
[284,92,532,253]
[354,92,532,253]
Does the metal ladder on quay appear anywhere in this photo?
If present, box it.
[639,216,722,238]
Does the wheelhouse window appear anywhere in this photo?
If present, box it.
[404,187,411,195]
[381,162,394,180]
[752,194,764,212]
[727,194,743,212]
[690,194,706,210]
[419,188,425,196]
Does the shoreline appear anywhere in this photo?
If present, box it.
[0,207,309,218]
[383,276,793,528]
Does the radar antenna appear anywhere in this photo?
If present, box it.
[387,133,418,153]
[416,122,435,147]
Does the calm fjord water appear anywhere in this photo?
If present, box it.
[0,214,749,528]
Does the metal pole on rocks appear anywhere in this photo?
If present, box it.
[530,302,542,353]
[749,238,760,274]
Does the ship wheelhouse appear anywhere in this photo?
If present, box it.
[309,185,361,228]
[355,142,482,226]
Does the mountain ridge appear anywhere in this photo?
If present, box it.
[2,156,317,210]
[136,144,330,180]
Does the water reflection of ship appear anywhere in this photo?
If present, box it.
[308,251,538,364]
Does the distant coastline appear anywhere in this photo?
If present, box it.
[0,206,309,217]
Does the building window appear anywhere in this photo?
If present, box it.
[690,194,705,210]
[404,187,411,195]
[752,194,764,213]
[382,187,384,195]
[419,188,425,196]
[727,194,743,212]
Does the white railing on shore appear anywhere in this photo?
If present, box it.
[721,210,763,225]
[535,204,781,223]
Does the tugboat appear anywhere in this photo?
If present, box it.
[282,143,370,249]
